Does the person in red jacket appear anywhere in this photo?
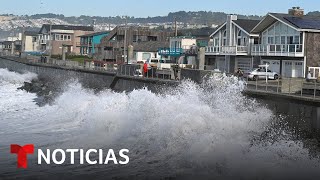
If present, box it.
[143,62,148,77]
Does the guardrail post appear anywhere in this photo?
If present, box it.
[314,81,317,99]
[152,68,154,78]
[266,81,268,91]
[277,78,280,94]
[301,80,303,97]
[289,78,292,94]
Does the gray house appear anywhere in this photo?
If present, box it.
[206,7,320,78]
[205,15,260,73]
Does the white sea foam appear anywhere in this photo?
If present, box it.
[0,68,319,179]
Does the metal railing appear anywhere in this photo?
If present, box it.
[245,77,320,100]
[15,55,118,73]
[117,64,174,80]
[205,45,248,54]
[205,46,220,53]
[2,55,177,80]
[251,44,303,57]
[76,42,93,46]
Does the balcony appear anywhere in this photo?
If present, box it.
[76,42,93,46]
[251,44,303,57]
[205,46,248,55]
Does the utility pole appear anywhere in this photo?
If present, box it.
[11,29,14,56]
[124,16,128,64]
[21,26,25,57]
[174,17,178,37]
[49,23,52,59]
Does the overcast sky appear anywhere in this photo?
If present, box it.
[0,0,316,17]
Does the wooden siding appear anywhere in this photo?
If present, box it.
[305,32,320,67]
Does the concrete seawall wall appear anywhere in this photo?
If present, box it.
[0,57,178,92]
[1,57,319,134]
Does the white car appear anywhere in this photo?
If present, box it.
[248,68,279,81]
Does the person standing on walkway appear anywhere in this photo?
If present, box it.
[143,61,148,77]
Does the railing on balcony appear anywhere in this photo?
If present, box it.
[236,46,248,53]
[76,42,93,46]
[205,46,248,54]
[252,44,303,57]
[205,46,220,53]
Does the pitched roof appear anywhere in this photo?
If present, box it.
[210,18,260,37]
[133,41,169,52]
[232,19,261,33]
[270,13,320,30]
[78,31,110,37]
[24,31,38,36]
[41,24,94,32]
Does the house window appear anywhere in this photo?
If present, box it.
[268,37,274,44]
[237,30,242,46]
[287,36,294,44]
[275,36,280,44]
[294,36,300,44]
[281,36,286,44]
[261,22,300,45]
[223,30,227,46]
[214,38,219,46]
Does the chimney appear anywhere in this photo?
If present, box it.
[288,7,304,17]
[226,15,237,46]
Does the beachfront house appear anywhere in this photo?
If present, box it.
[205,15,260,73]
[38,24,94,55]
[206,7,320,78]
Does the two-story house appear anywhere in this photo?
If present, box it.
[206,7,320,78]
[251,7,320,78]
[95,26,174,63]
[205,15,260,73]
[38,24,94,55]
[158,36,198,65]
[78,31,110,56]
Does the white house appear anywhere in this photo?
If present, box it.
[23,31,40,53]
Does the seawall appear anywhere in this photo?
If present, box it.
[0,56,319,133]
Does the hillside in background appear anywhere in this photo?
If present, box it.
[20,11,262,25]
[0,10,319,40]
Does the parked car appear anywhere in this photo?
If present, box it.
[248,68,279,81]
[147,58,160,68]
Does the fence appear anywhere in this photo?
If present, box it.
[117,64,173,80]
[7,55,118,73]
[246,77,320,100]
